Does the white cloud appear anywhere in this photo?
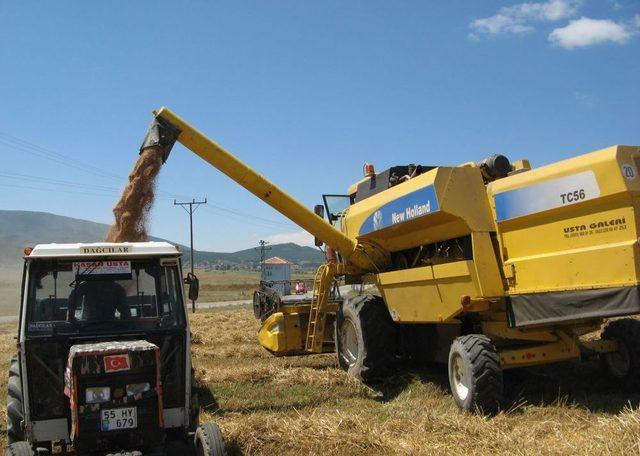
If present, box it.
[549,16,636,49]
[574,91,598,107]
[263,230,315,247]
[470,0,582,37]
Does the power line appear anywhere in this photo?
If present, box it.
[0,172,296,230]
[199,204,295,229]
[0,182,118,198]
[0,135,297,228]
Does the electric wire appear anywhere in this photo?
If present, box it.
[0,172,296,229]
[0,133,298,228]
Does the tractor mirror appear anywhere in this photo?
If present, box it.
[185,273,199,301]
[314,205,325,247]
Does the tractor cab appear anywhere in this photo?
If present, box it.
[8,241,225,455]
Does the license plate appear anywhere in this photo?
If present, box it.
[101,407,137,431]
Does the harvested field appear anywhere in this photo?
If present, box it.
[1,309,640,454]
[193,309,640,455]
[196,270,314,302]
[0,268,20,316]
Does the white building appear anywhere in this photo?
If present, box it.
[262,256,291,296]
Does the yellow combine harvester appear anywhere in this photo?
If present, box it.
[142,107,640,414]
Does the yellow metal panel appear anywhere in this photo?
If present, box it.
[498,333,581,369]
[470,231,504,297]
[376,262,476,323]
[257,312,304,356]
[506,240,638,293]
[345,166,496,253]
[487,145,640,294]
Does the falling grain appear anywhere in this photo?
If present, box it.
[106,146,163,242]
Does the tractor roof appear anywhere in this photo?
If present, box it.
[27,241,181,259]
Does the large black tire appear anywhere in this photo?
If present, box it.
[194,423,227,456]
[7,355,25,444]
[601,319,640,388]
[335,295,397,382]
[448,335,503,415]
[4,441,34,456]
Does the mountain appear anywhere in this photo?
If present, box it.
[0,210,324,268]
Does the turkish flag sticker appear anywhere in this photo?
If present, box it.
[104,354,130,373]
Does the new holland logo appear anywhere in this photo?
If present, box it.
[359,185,440,236]
[104,354,130,373]
[372,210,384,230]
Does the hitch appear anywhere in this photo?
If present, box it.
[139,114,181,163]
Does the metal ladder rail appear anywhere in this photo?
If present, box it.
[305,263,335,353]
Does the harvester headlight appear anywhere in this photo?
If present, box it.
[126,382,151,396]
[85,386,110,404]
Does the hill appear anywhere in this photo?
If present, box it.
[0,210,324,268]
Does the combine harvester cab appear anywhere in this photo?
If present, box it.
[136,107,640,415]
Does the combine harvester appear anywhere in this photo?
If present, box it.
[145,107,640,414]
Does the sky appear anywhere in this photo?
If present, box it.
[1,0,638,252]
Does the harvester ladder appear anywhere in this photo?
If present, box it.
[305,262,336,353]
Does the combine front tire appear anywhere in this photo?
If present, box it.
[448,335,503,415]
[7,355,25,444]
[601,319,640,387]
[194,423,227,456]
[335,295,397,382]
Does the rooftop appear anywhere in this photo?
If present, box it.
[27,241,181,259]
[264,256,291,265]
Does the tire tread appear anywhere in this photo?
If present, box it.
[449,334,503,415]
[6,355,24,444]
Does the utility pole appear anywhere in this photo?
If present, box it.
[254,240,272,281]
[174,198,207,313]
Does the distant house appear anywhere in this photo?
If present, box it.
[262,256,291,295]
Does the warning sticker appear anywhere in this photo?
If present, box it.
[72,261,131,276]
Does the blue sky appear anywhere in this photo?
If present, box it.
[1,1,638,252]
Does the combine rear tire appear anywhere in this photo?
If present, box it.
[7,355,25,444]
[4,442,34,456]
[601,319,640,387]
[335,295,397,382]
[194,423,227,456]
[448,335,503,415]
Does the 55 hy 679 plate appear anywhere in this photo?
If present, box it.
[101,407,137,431]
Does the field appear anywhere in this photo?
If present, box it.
[1,300,640,453]
[0,268,21,316]
[1,308,639,454]
[197,270,314,302]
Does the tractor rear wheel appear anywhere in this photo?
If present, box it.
[7,355,25,444]
[194,423,227,456]
[335,295,397,382]
[448,335,503,415]
[601,318,640,388]
[4,441,34,456]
